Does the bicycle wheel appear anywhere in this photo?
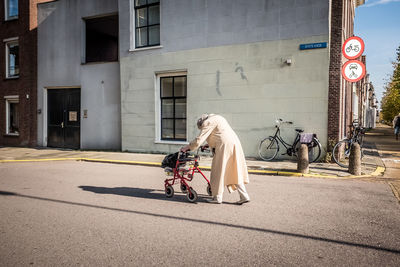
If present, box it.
[332,139,351,168]
[258,137,279,161]
[294,137,322,163]
[309,137,322,163]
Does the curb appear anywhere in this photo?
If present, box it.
[0,157,385,179]
[388,182,400,203]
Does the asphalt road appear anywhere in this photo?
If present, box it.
[0,161,399,266]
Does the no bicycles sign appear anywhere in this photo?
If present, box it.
[342,36,366,82]
[342,36,364,59]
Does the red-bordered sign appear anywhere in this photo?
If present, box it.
[342,60,366,82]
[342,36,364,59]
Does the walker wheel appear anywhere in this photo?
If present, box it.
[180,183,188,193]
[186,187,198,203]
[206,184,212,196]
[165,185,174,198]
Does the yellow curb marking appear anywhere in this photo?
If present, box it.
[0,158,385,179]
[370,166,385,176]
[80,158,161,166]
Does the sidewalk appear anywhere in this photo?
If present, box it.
[0,128,386,178]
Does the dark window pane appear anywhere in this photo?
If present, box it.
[135,0,147,7]
[175,119,186,139]
[161,78,173,97]
[85,15,119,63]
[162,119,174,139]
[8,43,19,77]
[9,102,19,134]
[136,8,147,27]
[148,25,160,45]
[174,77,186,97]
[148,5,160,25]
[8,0,18,18]
[175,99,186,118]
[161,99,173,118]
[148,0,159,4]
[160,75,187,141]
[136,28,148,47]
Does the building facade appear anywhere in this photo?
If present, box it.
[37,0,121,150]
[35,0,366,158]
[0,0,51,147]
[118,0,364,157]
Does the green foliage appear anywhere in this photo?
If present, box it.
[381,45,400,123]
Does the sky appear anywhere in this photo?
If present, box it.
[354,0,400,108]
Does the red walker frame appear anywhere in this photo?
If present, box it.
[164,147,211,203]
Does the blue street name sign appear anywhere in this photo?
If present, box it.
[299,42,328,50]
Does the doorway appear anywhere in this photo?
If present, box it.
[47,88,81,149]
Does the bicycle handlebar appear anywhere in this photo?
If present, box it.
[276,118,293,125]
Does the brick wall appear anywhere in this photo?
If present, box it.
[0,0,51,147]
[328,0,357,147]
[327,0,343,146]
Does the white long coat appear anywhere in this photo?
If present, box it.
[189,115,249,196]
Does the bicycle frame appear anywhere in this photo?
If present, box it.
[270,126,300,152]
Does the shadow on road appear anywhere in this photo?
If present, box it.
[78,185,212,204]
[0,189,399,255]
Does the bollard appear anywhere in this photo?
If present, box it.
[348,143,361,175]
[297,144,309,174]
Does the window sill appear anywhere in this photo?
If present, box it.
[129,45,163,52]
[4,17,18,22]
[4,133,19,137]
[4,76,19,80]
[81,61,118,66]
[154,140,188,145]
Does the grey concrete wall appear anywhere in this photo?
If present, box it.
[120,36,330,157]
[119,0,329,56]
[81,63,121,150]
[37,0,121,150]
[119,0,331,157]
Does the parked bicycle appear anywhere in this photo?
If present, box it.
[332,121,365,168]
[258,119,322,162]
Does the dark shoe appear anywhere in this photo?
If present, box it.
[235,199,250,205]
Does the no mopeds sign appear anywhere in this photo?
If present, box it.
[342,60,366,82]
[342,36,364,59]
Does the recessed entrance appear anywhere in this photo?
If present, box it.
[47,88,81,149]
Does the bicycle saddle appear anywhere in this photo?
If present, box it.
[295,129,304,133]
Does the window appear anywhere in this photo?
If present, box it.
[85,15,119,63]
[5,0,18,20]
[5,39,19,78]
[134,0,160,48]
[160,75,187,141]
[5,96,19,135]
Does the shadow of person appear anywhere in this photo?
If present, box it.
[78,186,210,203]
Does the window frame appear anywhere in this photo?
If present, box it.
[4,0,18,21]
[131,0,161,50]
[154,71,188,144]
[4,95,19,136]
[4,37,19,79]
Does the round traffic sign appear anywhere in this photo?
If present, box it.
[342,60,366,82]
[342,36,364,59]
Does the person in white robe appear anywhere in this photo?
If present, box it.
[181,114,250,204]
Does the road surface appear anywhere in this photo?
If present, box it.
[0,161,399,266]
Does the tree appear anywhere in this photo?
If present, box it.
[381,44,400,123]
